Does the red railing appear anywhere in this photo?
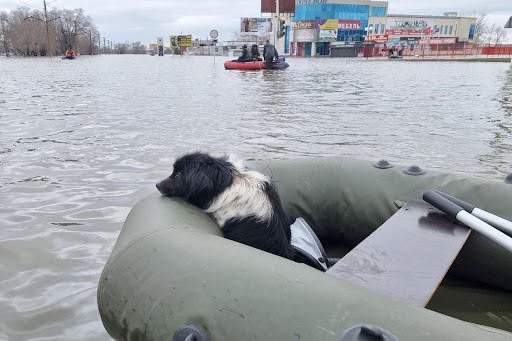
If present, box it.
[359,44,512,58]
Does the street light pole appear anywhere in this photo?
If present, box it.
[274,0,279,45]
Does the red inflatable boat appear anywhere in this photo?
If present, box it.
[224,60,289,70]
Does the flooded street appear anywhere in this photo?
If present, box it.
[0,55,511,340]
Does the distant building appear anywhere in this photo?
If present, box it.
[386,13,477,48]
[261,0,477,57]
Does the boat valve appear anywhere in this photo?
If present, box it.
[172,325,208,341]
[403,165,426,175]
[372,159,394,169]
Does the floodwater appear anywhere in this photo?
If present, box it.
[0,55,511,340]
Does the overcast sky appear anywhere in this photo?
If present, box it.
[1,0,510,44]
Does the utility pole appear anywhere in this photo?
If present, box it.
[24,1,58,57]
[43,0,52,57]
[0,17,10,57]
[274,0,280,45]
[89,30,93,55]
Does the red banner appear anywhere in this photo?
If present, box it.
[386,28,431,36]
[365,34,389,42]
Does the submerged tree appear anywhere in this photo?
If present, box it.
[55,8,96,51]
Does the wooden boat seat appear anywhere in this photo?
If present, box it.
[327,201,471,307]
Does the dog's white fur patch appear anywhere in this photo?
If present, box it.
[205,158,274,227]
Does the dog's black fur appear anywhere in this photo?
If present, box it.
[156,152,294,259]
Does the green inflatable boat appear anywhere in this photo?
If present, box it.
[98,157,512,340]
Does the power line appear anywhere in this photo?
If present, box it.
[4,0,37,9]
[15,0,41,9]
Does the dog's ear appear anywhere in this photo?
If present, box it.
[184,162,232,208]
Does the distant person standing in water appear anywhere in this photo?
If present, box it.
[263,40,278,69]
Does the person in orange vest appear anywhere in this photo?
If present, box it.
[65,49,76,58]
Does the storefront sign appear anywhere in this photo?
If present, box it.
[319,29,337,42]
[296,0,327,4]
[292,20,315,30]
[386,18,433,36]
[316,19,338,30]
[338,20,361,30]
[292,19,360,31]
[294,29,318,42]
[331,41,356,47]
[419,38,456,45]
[364,34,389,42]
[386,28,432,35]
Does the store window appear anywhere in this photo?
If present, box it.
[468,24,475,40]
[370,6,386,17]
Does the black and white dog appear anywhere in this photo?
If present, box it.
[156,152,295,259]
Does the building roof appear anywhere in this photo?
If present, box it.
[387,14,473,20]
[505,16,512,28]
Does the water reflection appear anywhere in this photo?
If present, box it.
[477,64,512,177]
[0,55,511,340]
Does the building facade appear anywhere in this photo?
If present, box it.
[385,13,477,49]
[290,0,388,56]
[262,1,477,57]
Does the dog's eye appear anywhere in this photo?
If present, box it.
[174,172,181,179]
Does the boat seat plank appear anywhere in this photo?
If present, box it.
[326,201,471,307]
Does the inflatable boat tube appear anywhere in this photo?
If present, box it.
[98,157,512,340]
[224,60,289,70]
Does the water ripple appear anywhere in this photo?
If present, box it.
[0,55,511,340]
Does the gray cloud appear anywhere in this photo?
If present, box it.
[1,0,510,44]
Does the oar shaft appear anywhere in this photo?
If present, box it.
[456,210,512,253]
[434,190,512,236]
[472,208,512,236]
[423,190,512,253]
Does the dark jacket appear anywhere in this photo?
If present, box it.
[250,46,260,60]
[238,47,249,62]
[263,43,277,59]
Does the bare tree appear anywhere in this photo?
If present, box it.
[473,12,487,44]
[0,11,10,56]
[117,42,129,54]
[1,5,157,56]
[54,8,96,53]
[131,41,147,54]
[484,23,508,45]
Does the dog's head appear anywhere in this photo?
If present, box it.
[156,152,233,208]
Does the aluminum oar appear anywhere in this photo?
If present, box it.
[423,190,512,253]
[433,190,512,236]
